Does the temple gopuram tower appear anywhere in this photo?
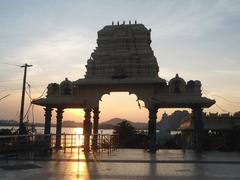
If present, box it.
[85,22,159,80]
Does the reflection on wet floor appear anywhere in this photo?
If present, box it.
[70,156,89,180]
[1,150,240,180]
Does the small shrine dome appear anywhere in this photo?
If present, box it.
[60,78,73,95]
[60,77,72,86]
[169,74,186,85]
[169,74,186,94]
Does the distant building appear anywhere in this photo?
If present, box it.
[157,112,171,145]
[159,112,171,132]
[180,112,240,151]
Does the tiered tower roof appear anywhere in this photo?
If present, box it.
[85,22,159,80]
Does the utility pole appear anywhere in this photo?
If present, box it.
[19,63,32,134]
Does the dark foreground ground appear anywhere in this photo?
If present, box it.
[1,149,240,180]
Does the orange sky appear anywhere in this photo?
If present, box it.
[0,1,240,123]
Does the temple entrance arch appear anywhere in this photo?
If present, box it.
[32,23,215,153]
[100,92,147,122]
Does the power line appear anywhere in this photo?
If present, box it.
[22,81,36,127]
[211,94,240,104]
[214,104,230,113]
[30,84,47,89]
[25,90,32,100]
[202,87,240,104]
[33,87,47,99]
[31,105,35,125]
[23,103,32,121]
[0,88,21,92]
[0,94,10,101]
[203,90,240,108]
[19,63,32,134]
[202,88,231,113]
[0,62,21,67]
[0,79,22,83]
[0,84,46,92]
[214,99,240,108]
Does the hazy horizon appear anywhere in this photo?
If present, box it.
[0,0,240,124]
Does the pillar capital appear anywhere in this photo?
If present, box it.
[44,107,53,118]
[56,107,64,113]
[56,107,64,119]
[84,108,91,119]
[93,106,100,113]
[148,107,158,120]
[44,106,53,111]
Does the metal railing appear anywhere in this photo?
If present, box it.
[57,133,119,152]
[0,133,119,155]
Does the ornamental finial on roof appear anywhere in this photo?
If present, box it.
[112,21,114,25]
[135,20,137,24]
[117,21,119,25]
[129,20,131,24]
[123,21,125,25]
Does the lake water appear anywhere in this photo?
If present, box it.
[0,126,179,135]
[0,126,113,134]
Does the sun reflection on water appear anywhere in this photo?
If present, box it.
[73,128,84,147]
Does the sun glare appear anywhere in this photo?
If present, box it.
[73,128,84,147]
[65,109,85,121]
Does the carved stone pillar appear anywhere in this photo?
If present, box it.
[192,107,204,153]
[83,108,92,151]
[148,107,158,153]
[92,106,100,149]
[56,107,64,149]
[44,106,53,134]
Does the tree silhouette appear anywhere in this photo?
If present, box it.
[113,120,136,147]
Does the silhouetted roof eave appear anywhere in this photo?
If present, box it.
[73,77,166,85]
[31,97,86,108]
[152,96,215,108]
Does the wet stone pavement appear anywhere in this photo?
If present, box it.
[1,149,240,180]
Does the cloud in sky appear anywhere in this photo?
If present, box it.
[0,0,240,122]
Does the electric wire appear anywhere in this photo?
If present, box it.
[31,104,35,125]
[0,79,22,83]
[33,87,47,100]
[202,88,230,113]
[211,94,240,105]
[0,62,21,67]
[23,103,32,121]
[0,94,10,101]
[0,84,46,92]
[202,87,240,104]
